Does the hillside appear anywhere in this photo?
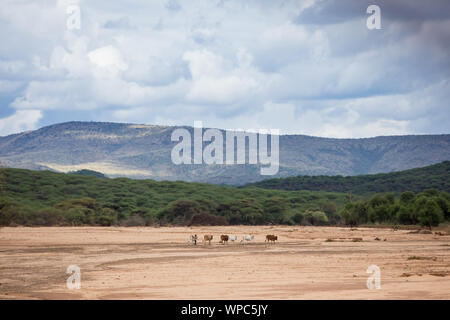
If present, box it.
[1,168,448,227]
[0,167,350,226]
[0,121,449,184]
[248,161,450,194]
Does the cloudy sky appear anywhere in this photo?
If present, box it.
[0,0,449,137]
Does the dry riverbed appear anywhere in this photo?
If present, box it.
[0,226,449,299]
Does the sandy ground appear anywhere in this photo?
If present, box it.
[0,226,449,300]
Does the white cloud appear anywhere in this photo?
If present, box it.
[0,0,448,137]
[0,109,42,136]
[182,49,261,105]
[88,45,128,76]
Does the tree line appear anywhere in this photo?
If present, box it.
[339,189,449,229]
[0,168,449,227]
[248,161,450,194]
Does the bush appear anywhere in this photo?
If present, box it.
[304,210,328,226]
[322,202,340,223]
[263,197,289,223]
[189,213,228,226]
[418,200,444,229]
[400,191,415,204]
[32,208,64,226]
[64,208,86,226]
[0,200,22,226]
[436,196,450,221]
[120,214,146,227]
[96,208,117,226]
[143,212,157,226]
[339,204,359,227]
[397,206,416,224]
[292,213,304,225]
[158,199,202,224]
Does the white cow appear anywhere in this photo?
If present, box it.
[229,235,238,242]
[241,234,254,244]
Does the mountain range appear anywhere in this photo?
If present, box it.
[0,121,449,185]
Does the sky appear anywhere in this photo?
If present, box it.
[0,0,449,138]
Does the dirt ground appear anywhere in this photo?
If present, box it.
[0,226,449,300]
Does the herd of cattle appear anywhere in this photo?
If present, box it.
[188,234,278,245]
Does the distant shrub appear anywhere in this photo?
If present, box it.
[143,212,157,226]
[418,199,444,230]
[400,191,415,204]
[0,200,18,225]
[292,213,304,225]
[303,210,329,226]
[120,214,146,227]
[158,199,202,224]
[32,208,64,226]
[96,208,117,226]
[189,213,228,226]
[64,208,86,226]
[396,206,416,224]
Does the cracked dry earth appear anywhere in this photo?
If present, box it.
[0,226,449,299]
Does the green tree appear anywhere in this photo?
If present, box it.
[262,197,289,223]
[400,191,415,204]
[292,213,304,225]
[397,206,413,224]
[436,195,450,221]
[64,207,85,226]
[339,204,359,227]
[423,189,438,197]
[96,208,118,226]
[321,202,340,223]
[418,200,444,230]
[238,199,264,225]
[304,210,328,225]
[158,199,202,225]
[353,202,369,224]
[0,169,5,194]
[385,193,395,205]
[0,199,21,226]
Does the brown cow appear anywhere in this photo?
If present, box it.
[203,234,213,245]
[265,234,278,243]
[220,235,229,244]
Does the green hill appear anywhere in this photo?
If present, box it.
[1,167,448,227]
[247,161,450,194]
[0,167,349,226]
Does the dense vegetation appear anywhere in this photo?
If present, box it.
[339,189,450,229]
[0,168,448,228]
[0,168,348,227]
[248,161,450,194]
